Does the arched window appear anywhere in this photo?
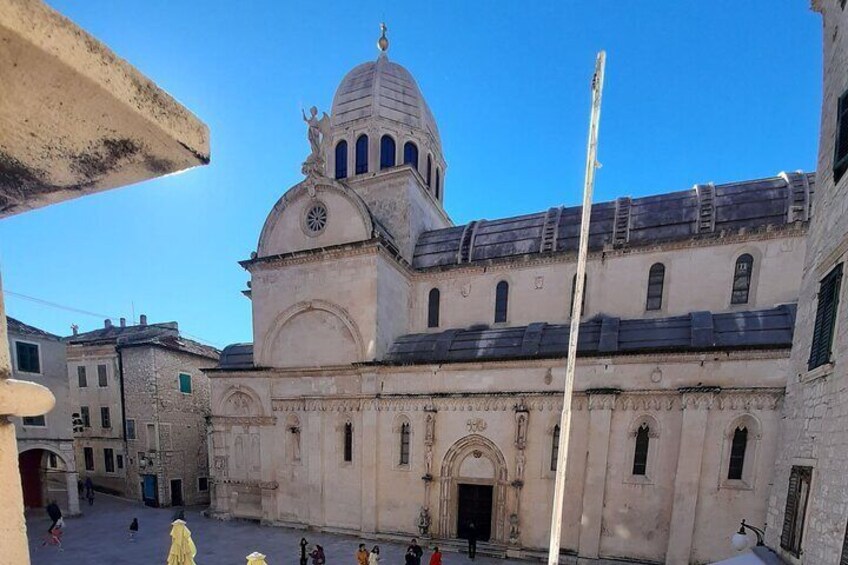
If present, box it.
[426,155,433,188]
[428,288,440,328]
[334,140,348,180]
[380,135,396,170]
[343,422,353,462]
[632,424,650,475]
[399,422,411,465]
[550,425,560,471]
[403,142,418,170]
[435,168,441,200]
[731,254,754,304]
[494,281,509,323]
[728,426,748,480]
[355,135,369,174]
[570,273,587,317]
[646,263,665,311]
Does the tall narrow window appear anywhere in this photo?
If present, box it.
[646,263,665,311]
[403,141,418,170]
[100,407,111,429]
[781,466,813,556]
[80,406,90,428]
[727,426,748,480]
[426,155,433,187]
[15,342,39,374]
[179,373,192,394]
[78,366,87,387]
[428,288,440,328]
[335,140,348,179]
[731,254,754,305]
[809,263,843,370]
[435,168,441,200]
[355,134,369,174]
[399,422,411,465]
[835,89,848,184]
[494,281,509,323]
[126,419,137,440]
[104,448,115,473]
[380,135,396,169]
[343,422,353,462]
[632,424,650,475]
[570,274,588,317]
[98,364,108,387]
[550,425,560,471]
[84,447,94,471]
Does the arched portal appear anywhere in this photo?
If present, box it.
[438,434,508,543]
[18,447,76,514]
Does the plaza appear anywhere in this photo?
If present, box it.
[27,495,512,565]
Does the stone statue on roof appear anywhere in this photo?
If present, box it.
[301,106,330,178]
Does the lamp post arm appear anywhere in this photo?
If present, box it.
[740,520,765,546]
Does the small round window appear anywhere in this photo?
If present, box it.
[304,203,328,235]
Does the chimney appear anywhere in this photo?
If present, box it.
[71,324,78,336]
[139,314,147,326]
[120,317,126,328]
[104,319,113,329]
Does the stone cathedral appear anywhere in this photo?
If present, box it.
[206,29,814,564]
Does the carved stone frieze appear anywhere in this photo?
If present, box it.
[211,416,277,427]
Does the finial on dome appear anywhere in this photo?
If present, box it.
[377,22,389,53]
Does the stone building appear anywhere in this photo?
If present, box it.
[206,32,815,564]
[66,317,218,507]
[7,317,79,517]
[765,1,848,563]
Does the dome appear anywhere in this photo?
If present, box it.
[330,55,441,148]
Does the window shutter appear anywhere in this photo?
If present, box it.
[781,469,800,550]
[841,520,848,565]
[809,264,843,370]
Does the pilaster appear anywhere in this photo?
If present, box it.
[665,390,715,564]
[578,392,616,558]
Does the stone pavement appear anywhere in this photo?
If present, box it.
[27,495,521,565]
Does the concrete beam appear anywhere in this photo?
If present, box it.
[0,0,210,217]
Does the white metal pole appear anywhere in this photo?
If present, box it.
[547,51,606,565]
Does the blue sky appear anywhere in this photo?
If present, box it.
[0,1,822,348]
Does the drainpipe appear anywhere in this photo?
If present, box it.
[117,347,129,495]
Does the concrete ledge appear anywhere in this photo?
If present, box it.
[0,0,210,217]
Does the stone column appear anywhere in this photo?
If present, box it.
[578,392,616,559]
[306,407,325,526]
[66,469,80,516]
[360,401,379,533]
[665,390,714,565]
[0,274,55,564]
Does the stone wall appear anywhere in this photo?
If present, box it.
[210,350,786,563]
[766,2,848,562]
[123,346,212,507]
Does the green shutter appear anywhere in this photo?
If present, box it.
[809,264,843,370]
[781,468,801,550]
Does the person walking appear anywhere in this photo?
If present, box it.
[310,544,326,565]
[466,521,477,560]
[46,499,62,533]
[408,539,423,565]
[428,547,442,565]
[300,538,309,565]
[356,543,369,565]
[86,488,95,506]
[129,518,139,541]
[368,545,381,565]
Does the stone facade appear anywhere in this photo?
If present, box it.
[67,319,218,507]
[765,2,848,563]
[7,318,79,516]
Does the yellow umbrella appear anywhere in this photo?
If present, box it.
[246,551,268,565]
[167,519,197,565]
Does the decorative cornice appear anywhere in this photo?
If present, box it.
[215,478,279,490]
[267,388,783,414]
[210,416,277,427]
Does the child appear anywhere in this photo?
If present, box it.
[429,547,442,565]
[42,517,64,551]
[129,517,139,541]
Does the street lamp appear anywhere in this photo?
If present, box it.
[731,520,765,551]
